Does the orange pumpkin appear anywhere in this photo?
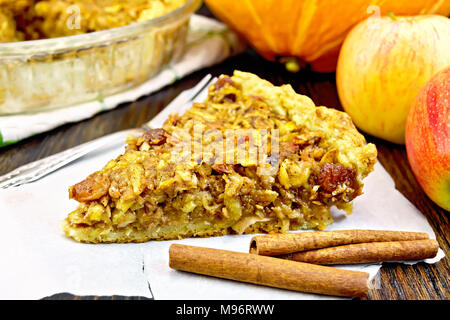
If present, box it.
[205,0,450,72]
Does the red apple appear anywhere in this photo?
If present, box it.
[405,68,450,211]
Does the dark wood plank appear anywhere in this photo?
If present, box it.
[0,13,448,301]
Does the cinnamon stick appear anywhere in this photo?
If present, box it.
[278,239,439,265]
[169,243,369,298]
[249,230,429,256]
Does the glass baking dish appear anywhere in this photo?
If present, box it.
[0,0,201,115]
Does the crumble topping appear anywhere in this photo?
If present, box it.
[63,71,377,243]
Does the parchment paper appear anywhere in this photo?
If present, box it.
[0,105,444,300]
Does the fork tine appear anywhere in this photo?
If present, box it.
[144,75,216,130]
[191,76,216,102]
[162,74,212,112]
[183,73,213,103]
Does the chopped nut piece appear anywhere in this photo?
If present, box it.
[142,128,167,146]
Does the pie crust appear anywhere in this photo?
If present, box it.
[63,71,377,243]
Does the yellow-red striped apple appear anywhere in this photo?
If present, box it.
[337,15,450,144]
[406,68,449,211]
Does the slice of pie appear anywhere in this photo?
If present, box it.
[63,71,377,243]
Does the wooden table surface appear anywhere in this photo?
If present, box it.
[1,8,449,301]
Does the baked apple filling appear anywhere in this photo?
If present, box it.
[63,71,377,243]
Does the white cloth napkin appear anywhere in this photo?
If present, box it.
[0,111,444,299]
[0,15,246,146]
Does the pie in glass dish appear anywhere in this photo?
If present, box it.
[63,71,377,243]
[0,0,187,42]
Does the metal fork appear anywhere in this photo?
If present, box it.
[0,74,215,189]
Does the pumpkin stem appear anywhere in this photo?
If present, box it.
[387,11,398,21]
[280,57,302,73]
